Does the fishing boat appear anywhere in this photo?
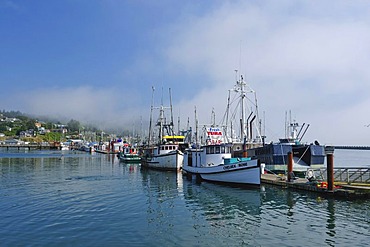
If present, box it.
[221,73,325,174]
[141,88,187,171]
[182,74,261,185]
[182,142,261,186]
[247,113,326,174]
[118,144,141,163]
[220,74,264,157]
[142,135,185,171]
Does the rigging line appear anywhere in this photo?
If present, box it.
[296,145,310,164]
[278,143,286,175]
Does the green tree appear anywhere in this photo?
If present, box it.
[67,119,81,132]
[43,132,62,142]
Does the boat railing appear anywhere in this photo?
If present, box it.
[309,167,370,184]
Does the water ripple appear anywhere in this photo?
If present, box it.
[1,151,369,246]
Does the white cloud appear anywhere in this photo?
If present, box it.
[163,0,370,145]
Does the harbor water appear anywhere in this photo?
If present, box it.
[0,148,369,246]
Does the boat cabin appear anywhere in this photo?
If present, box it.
[184,143,232,168]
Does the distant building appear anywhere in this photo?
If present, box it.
[51,128,68,134]
[38,127,46,134]
[19,129,36,138]
[3,117,20,123]
[4,139,24,145]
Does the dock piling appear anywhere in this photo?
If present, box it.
[287,152,293,182]
[327,153,334,191]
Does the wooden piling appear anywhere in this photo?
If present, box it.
[287,152,293,182]
[327,153,334,191]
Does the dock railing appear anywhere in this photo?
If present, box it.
[313,167,370,184]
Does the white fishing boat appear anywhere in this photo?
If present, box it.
[183,143,261,186]
[143,145,184,171]
[142,88,187,171]
[182,73,262,185]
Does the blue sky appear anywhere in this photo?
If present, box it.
[1,0,370,145]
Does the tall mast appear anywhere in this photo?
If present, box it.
[195,106,198,146]
[148,86,155,146]
[225,89,231,142]
[169,88,174,135]
[211,108,216,126]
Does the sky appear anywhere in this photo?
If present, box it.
[1,0,370,145]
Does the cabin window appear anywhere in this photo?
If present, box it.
[206,146,215,154]
[221,146,225,154]
[215,146,220,154]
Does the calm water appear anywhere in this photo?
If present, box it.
[0,148,369,246]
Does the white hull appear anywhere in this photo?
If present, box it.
[183,159,261,185]
[144,150,184,171]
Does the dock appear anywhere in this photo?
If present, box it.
[261,174,370,199]
[0,144,60,150]
[333,145,370,150]
[260,149,370,199]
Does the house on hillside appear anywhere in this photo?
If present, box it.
[19,129,36,138]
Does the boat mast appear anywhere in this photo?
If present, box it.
[169,88,174,136]
[211,108,216,126]
[233,74,248,141]
[158,88,164,142]
[195,106,198,147]
[148,86,155,146]
[225,89,231,142]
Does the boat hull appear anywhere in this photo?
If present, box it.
[119,157,141,163]
[142,150,184,171]
[183,159,261,186]
[248,143,325,173]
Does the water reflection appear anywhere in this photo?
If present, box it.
[1,149,369,246]
[139,168,185,245]
[326,199,336,245]
[184,181,262,216]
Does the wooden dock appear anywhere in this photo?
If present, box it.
[261,173,370,200]
[0,144,60,150]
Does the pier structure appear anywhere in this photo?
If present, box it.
[333,145,370,150]
[0,144,60,150]
[261,148,370,199]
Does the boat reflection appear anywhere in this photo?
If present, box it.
[183,180,262,220]
[140,167,183,194]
